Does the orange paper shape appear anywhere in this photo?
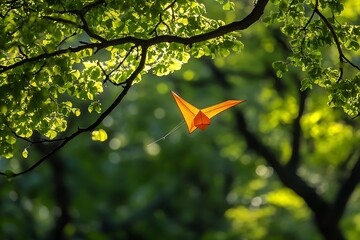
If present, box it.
[171,91,246,133]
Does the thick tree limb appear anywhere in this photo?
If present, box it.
[0,0,270,73]
[332,155,360,224]
[208,57,347,239]
[233,111,330,215]
[204,49,328,215]
[287,85,308,170]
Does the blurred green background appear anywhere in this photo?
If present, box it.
[1,1,360,240]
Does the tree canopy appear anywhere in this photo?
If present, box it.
[0,0,358,171]
[0,0,359,239]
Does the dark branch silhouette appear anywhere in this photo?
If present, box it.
[332,154,360,224]
[287,84,308,170]
[203,40,357,239]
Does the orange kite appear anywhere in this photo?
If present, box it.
[171,91,246,133]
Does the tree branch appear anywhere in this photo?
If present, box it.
[203,47,328,214]
[0,46,148,177]
[42,15,78,27]
[311,0,360,79]
[0,0,269,73]
[287,84,308,170]
[332,154,360,224]
[234,111,329,214]
[32,142,71,240]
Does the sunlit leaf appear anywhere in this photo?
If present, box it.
[92,129,108,142]
[22,148,28,159]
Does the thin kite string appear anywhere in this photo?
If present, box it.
[147,120,185,146]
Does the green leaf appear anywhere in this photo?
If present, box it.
[45,130,58,139]
[88,101,102,114]
[346,40,360,51]
[6,135,16,145]
[222,1,234,11]
[92,129,108,142]
[272,61,288,78]
[300,78,312,91]
[22,148,28,158]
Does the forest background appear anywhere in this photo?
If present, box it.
[0,0,359,239]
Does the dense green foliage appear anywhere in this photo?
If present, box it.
[0,0,358,162]
[0,0,241,160]
[266,0,360,116]
[0,0,359,239]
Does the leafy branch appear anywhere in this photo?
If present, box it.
[1,0,269,74]
[98,45,137,86]
[304,0,360,82]
[267,0,360,117]
[299,0,360,82]
[0,0,270,177]
[149,0,177,36]
[1,45,148,178]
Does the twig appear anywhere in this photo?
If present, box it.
[149,0,176,36]
[56,32,78,49]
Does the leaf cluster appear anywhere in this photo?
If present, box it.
[264,0,360,116]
